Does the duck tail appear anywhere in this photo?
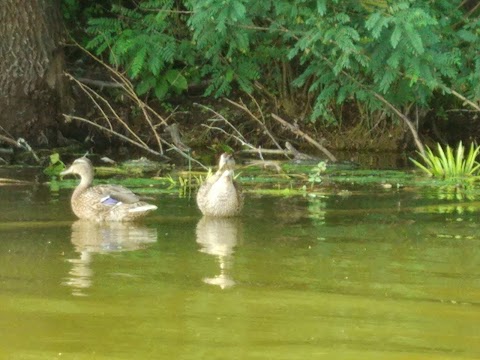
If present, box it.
[128,204,158,213]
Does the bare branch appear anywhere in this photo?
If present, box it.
[64,114,166,158]
[66,72,149,147]
[201,124,255,150]
[224,97,283,151]
[448,89,480,112]
[194,103,248,144]
[372,93,426,156]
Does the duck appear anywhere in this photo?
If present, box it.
[60,157,157,222]
[196,153,244,217]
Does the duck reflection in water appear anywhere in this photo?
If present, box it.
[63,220,157,296]
[196,216,242,289]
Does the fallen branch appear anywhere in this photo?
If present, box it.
[0,134,40,163]
[78,77,123,89]
[240,148,290,155]
[0,134,18,148]
[285,141,319,161]
[271,114,337,162]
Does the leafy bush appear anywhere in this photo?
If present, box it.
[86,1,191,98]
[82,0,480,125]
[410,142,480,178]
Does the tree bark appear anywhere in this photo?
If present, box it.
[0,0,68,147]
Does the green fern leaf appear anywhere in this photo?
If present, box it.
[130,46,147,78]
[404,23,424,54]
[316,0,327,15]
[390,25,402,49]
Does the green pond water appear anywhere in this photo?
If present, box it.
[1,169,480,359]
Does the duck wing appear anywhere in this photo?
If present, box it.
[94,185,141,205]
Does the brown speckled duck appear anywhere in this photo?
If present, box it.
[61,157,157,222]
[196,153,244,217]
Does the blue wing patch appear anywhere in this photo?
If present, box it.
[100,196,122,206]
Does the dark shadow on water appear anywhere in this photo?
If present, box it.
[195,216,242,289]
[63,220,157,296]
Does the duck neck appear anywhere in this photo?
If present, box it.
[72,171,93,199]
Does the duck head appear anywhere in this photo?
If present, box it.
[218,153,235,171]
[61,157,95,186]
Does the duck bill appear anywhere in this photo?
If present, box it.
[60,166,73,176]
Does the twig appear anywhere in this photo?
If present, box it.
[109,75,165,153]
[163,141,208,170]
[71,41,165,153]
[224,97,283,151]
[196,103,275,161]
[194,103,248,144]
[64,41,208,169]
[66,72,149,147]
[271,114,337,162]
[373,93,425,156]
[16,138,40,163]
[64,114,208,170]
[201,124,256,150]
[63,114,166,158]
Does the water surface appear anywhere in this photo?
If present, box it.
[1,171,479,359]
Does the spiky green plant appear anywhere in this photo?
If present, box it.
[410,142,480,178]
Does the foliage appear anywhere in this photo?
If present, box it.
[76,0,479,126]
[43,153,66,177]
[86,1,192,98]
[308,161,327,188]
[410,142,480,178]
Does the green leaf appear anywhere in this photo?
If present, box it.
[225,68,234,82]
[316,0,327,15]
[154,79,169,99]
[404,22,424,54]
[165,69,188,90]
[411,142,480,178]
[44,153,65,177]
[130,46,147,78]
[50,153,61,165]
[390,25,402,49]
[136,77,155,96]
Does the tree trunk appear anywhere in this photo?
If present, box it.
[0,0,68,147]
